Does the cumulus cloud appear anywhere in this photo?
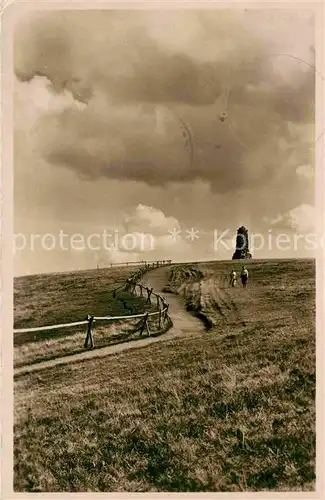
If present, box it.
[14,10,315,193]
[296,164,314,180]
[122,204,190,254]
[264,203,316,233]
[15,75,86,129]
[124,204,180,235]
[92,203,195,265]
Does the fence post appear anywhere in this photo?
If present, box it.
[160,299,168,322]
[146,287,153,304]
[84,315,94,348]
[140,312,150,336]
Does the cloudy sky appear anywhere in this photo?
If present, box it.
[14,9,316,275]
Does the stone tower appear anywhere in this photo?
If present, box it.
[232,226,252,260]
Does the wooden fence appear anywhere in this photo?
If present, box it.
[14,261,173,350]
[107,259,172,268]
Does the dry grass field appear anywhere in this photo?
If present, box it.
[14,259,316,492]
[14,266,157,367]
[14,266,149,331]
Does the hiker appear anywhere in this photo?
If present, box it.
[240,266,249,288]
[230,269,237,287]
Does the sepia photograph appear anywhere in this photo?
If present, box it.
[10,4,318,493]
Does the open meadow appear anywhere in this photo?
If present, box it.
[14,259,316,492]
[14,266,159,367]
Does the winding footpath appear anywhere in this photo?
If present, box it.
[14,267,205,377]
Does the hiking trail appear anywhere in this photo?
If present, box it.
[15,267,205,377]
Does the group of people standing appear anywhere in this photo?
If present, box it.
[230,266,249,288]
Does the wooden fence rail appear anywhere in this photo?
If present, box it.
[14,260,173,349]
[108,259,172,268]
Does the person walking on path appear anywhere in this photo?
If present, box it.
[241,266,249,288]
[230,269,237,287]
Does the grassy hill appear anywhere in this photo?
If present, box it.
[14,266,147,332]
[14,259,316,492]
[14,266,157,367]
[165,259,315,330]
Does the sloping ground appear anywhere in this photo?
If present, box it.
[14,266,165,368]
[141,266,206,339]
[162,264,246,328]
[164,259,315,332]
[14,259,315,492]
[14,266,147,335]
[15,265,205,376]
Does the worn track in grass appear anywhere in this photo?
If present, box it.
[14,267,205,377]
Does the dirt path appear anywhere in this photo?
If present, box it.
[15,267,205,377]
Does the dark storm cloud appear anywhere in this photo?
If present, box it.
[14,11,238,105]
[14,10,315,194]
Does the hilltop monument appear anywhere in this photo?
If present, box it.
[232,226,252,260]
